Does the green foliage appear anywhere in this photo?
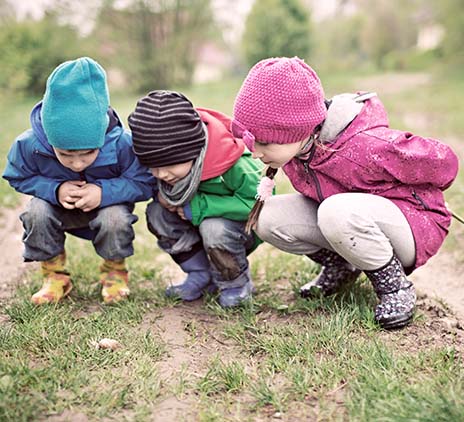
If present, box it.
[242,0,311,67]
[0,97,33,207]
[381,48,442,71]
[0,13,84,96]
[94,0,216,92]
[434,0,464,62]
[355,0,419,69]
[313,0,448,72]
[312,13,367,72]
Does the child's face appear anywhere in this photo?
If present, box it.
[251,139,305,168]
[53,147,99,172]
[151,161,193,185]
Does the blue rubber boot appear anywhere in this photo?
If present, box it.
[165,250,215,301]
[218,280,254,308]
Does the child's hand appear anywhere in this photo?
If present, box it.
[157,192,177,212]
[73,183,102,212]
[176,207,186,220]
[58,180,86,209]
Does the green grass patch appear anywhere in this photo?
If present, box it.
[1,235,464,420]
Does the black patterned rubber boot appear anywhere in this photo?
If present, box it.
[365,255,416,330]
[300,249,361,298]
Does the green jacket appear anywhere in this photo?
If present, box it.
[190,150,263,225]
[188,151,264,251]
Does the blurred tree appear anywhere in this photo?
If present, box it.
[0,0,14,24]
[355,0,418,69]
[311,12,366,71]
[434,0,464,62]
[242,0,312,67]
[94,0,215,92]
[0,12,83,96]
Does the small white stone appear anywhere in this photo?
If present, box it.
[90,338,122,350]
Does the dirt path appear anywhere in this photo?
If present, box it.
[0,198,31,302]
[139,303,243,420]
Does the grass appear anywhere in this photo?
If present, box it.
[1,68,464,420]
[0,97,35,208]
[1,237,464,420]
[1,297,166,420]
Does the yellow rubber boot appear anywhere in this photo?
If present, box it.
[100,259,130,304]
[31,252,72,305]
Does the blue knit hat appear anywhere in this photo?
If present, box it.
[41,57,110,150]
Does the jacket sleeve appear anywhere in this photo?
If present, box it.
[96,133,157,207]
[189,154,263,226]
[2,137,61,205]
[379,134,459,189]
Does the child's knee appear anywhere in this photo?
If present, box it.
[145,201,181,235]
[20,198,55,227]
[91,205,137,233]
[198,218,229,246]
[254,204,280,243]
[199,219,246,280]
[317,194,362,242]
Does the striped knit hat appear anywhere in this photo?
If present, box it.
[128,91,206,167]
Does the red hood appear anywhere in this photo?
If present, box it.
[197,108,245,181]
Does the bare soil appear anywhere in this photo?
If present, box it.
[0,198,33,302]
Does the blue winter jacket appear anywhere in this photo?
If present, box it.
[3,102,156,207]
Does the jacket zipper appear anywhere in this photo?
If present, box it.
[412,190,430,210]
[302,144,324,203]
[36,150,55,159]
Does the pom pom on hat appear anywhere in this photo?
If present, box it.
[232,57,327,151]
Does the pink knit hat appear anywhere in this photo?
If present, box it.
[231,57,327,151]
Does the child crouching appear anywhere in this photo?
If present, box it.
[3,57,155,304]
[129,91,264,307]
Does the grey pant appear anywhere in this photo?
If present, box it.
[20,198,138,262]
[146,201,256,288]
[255,193,416,271]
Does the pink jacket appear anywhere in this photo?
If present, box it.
[283,95,459,271]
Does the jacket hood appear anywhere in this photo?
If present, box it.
[197,108,245,181]
[337,94,389,143]
[319,92,385,143]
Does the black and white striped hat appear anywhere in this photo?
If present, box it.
[128,90,206,167]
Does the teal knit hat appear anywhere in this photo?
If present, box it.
[41,57,110,150]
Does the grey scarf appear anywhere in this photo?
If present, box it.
[158,122,208,207]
